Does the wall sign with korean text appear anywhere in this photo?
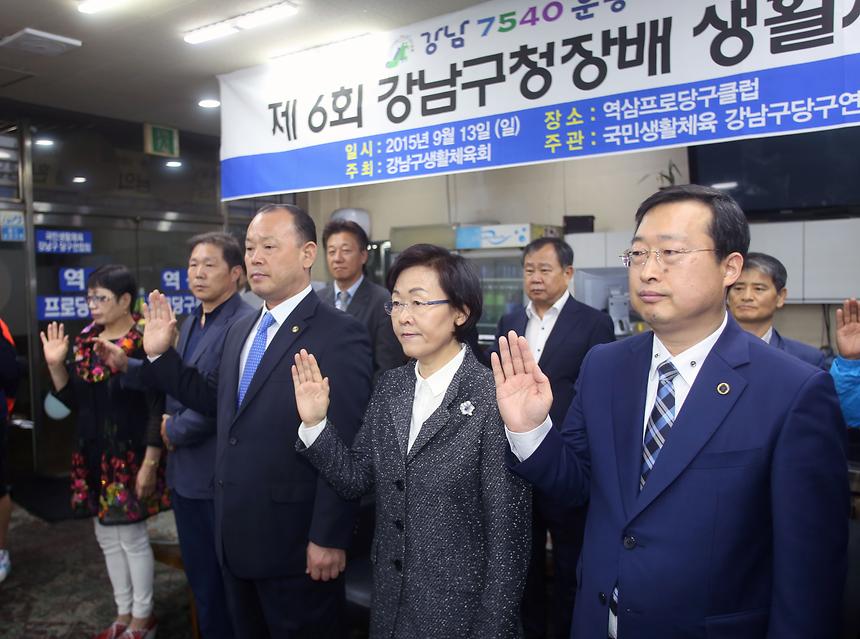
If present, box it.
[36,229,93,254]
[219,0,860,199]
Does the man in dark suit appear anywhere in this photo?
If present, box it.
[109,232,254,638]
[494,185,848,638]
[139,205,373,639]
[727,252,827,369]
[494,237,614,639]
[318,219,405,380]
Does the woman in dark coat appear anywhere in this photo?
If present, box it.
[41,265,165,639]
[293,244,531,639]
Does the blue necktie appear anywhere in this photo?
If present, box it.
[335,290,350,311]
[640,361,680,489]
[237,312,275,408]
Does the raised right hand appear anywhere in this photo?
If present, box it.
[141,290,177,357]
[292,349,330,426]
[491,331,553,433]
[836,298,860,360]
[39,322,69,368]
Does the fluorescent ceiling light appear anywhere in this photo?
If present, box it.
[198,99,220,109]
[34,138,54,146]
[184,22,239,45]
[78,0,126,14]
[711,181,738,190]
[0,150,11,160]
[72,176,87,183]
[165,160,182,168]
[184,2,297,45]
[235,2,297,30]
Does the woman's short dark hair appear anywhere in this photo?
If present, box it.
[87,264,137,313]
[256,204,317,245]
[187,231,244,270]
[386,244,482,342]
[634,184,750,261]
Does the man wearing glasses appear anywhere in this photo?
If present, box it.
[494,185,847,638]
[493,237,614,639]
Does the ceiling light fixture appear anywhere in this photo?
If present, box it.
[165,160,183,168]
[198,99,220,109]
[711,181,738,190]
[78,0,126,14]
[184,1,297,45]
[0,150,11,160]
[72,176,87,183]
[34,138,55,147]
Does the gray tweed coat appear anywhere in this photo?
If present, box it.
[298,347,531,639]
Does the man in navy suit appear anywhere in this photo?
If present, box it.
[727,252,827,369]
[494,237,614,639]
[140,205,372,639]
[494,185,848,638]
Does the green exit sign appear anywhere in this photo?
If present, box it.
[144,123,180,158]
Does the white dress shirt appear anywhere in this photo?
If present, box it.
[506,313,729,461]
[761,325,774,344]
[299,344,467,451]
[238,285,312,381]
[524,290,569,362]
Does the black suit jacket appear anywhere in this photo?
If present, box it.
[143,291,372,579]
[319,278,405,381]
[495,295,616,427]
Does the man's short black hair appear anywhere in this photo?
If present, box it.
[386,244,482,343]
[634,184,750,261]
[743,252,788,291]
[322,219,369,252]
[87,264,137,313]
[187,231,243,270]
[256,204,316,245]
[522,237,573,268]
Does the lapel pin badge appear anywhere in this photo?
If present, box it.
[291,325,300,333]
[459,401,475,416]
[716,382,730,395]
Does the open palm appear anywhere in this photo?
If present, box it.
[491,331,553,433]
[292,349,330,426]
[39,322,69,367]
[141,290,177,357]
[836,298,860,360]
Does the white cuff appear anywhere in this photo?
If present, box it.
[298,418,328,448]
[505,416,553,462]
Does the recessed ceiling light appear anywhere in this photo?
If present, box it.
[198,99,221,109]
[184,22,239,45]
[72,176,87,183]
[78,0,126,14]
[34,138,54,147]
[184,2,297,45]
[165,160,182,168]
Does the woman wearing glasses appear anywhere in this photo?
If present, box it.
[40,264,165,639]
[293,243,530,638]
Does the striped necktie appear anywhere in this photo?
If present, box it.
[640,361,680,489]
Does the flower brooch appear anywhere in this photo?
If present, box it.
[459,401,475,416]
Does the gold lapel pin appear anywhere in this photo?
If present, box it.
[716,382,730,395]
[291,325,300,333]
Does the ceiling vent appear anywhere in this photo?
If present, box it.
[0,28,82,56]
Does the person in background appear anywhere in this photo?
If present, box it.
[138,205,372,639]
[727,251,827,369]
[40,265,165,639]
[0,316,22,585]
[494,185,848,638]
[98,232,253,639]
[833,298,860,458]
[318,219,405,381]
[494,237,615,639]
[293,244,530,639]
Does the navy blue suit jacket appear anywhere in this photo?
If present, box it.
[494,296,615,427]
[143,291,373,580]
[771,328,827,370]
[164,293,254,499]
[514,316,848,638]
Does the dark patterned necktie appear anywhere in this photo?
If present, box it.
[640,361,680,489]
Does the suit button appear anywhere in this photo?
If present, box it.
[392,559,402,572]
[229,437,237,446]
[393,519,403,531]
[623,535,637,550]
[394,480,404,491]
[599,592,607,605]
[217,480,224,488]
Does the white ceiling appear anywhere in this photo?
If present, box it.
[0,0,482,136]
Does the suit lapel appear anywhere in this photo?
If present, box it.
[391,364,417,458]
[538,297,582,370]
[188,295,238,367]
[176,314,194,359]
[613,334,652,519]
[347,279,370,316]
[630,320,750,520]
[220,310,257,424]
